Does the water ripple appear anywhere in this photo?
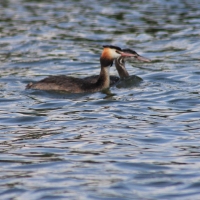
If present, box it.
[1,0,200,199]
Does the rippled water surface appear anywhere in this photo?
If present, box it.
[1,0,200,199]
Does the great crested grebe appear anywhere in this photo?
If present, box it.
[26,45,137,93]
[83,48,151,86]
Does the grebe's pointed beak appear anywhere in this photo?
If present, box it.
[135,54,151,62]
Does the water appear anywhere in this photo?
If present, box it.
[1,0,200,199]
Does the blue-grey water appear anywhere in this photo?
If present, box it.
[1,0,200,199]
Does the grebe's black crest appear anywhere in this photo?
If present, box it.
[122,48,151,62]
[122,49,137,55]
[103,45,121,51]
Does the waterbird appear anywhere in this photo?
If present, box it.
[26,45,138,93]
[83,48,151,86]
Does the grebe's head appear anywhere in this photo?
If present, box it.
[101,45,139,67]
[122,48,151,62]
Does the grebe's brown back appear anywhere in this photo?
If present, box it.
[84,48,151,86]
[26,45,136,93]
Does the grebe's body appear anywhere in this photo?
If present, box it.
[83,74,120,86]
[26,45,136,93]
